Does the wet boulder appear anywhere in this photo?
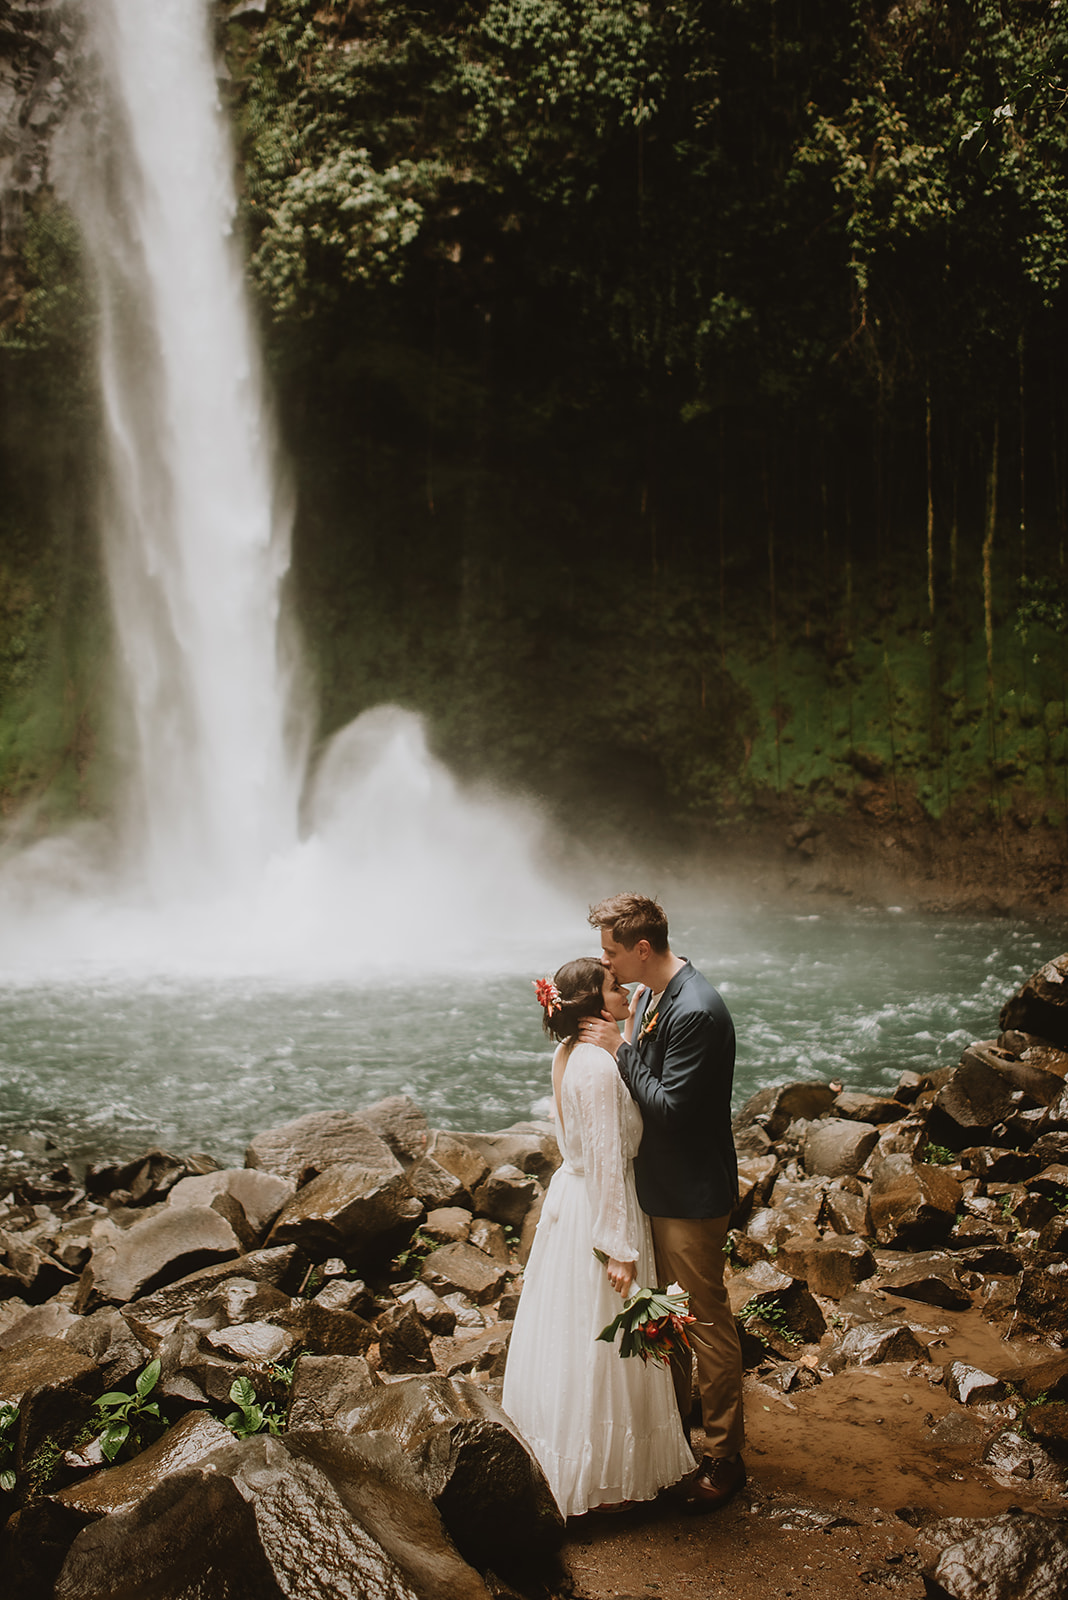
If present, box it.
[802,1119,880,1179]
[981,1431,1067,1489]
[867,1153,962,1247]
[944,1362,1007,1406]
[420,1243,509,1306]
[430,1324,512,1380]
[875,1250,972,1310]
[74,1206,243,1313]
[927,1052,1022,1148]
[921,1511,1068,1600]
[823,1181,870,1237]
[286,1354,379,1431]
[246,1110,403,1188]
[121,1245,306,1345]
[733,1082,837,1143]
[165,1168,295,1240]
[999,953,1068,1050]
[395,1282,457,1336]
[0,1337,102,1470]
[406,1157,466,1210]
[85,1150,214,1208]
[54,1411,233,1520]
[0,1300,79,1349]
[0,1230,76,1304]
[268,1163,422,1261]
[832,1090,903,1124]
[422,1208,472,1246]
[65,1306,151,1388]
[359,1095,431,1165]
[471,1165,541,1231]
[821,1317,929,1375]
[333,1373,564,1572]
[51,1430,492,1600]
[766,1176,826,1233]
[426,1134,490,1195]
[774,1235,877,1300]
[461,1125,560,1187]
[1015,1254,1068,1338]
[376,1301,435,1375]
[730,1259,826,1347]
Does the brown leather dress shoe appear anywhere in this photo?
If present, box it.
[682,1454,746,1512]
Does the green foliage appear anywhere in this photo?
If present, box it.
[90,1359,166,1463]
[393,1229,436,1272]
[224,1376,285,1439]
[0,1401,18,1493]
[922,1143,958,1167]
[737,1296,801,1348]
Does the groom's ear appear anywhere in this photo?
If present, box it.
[634,939,651,963]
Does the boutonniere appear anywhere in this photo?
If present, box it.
[638,1008,660,1042]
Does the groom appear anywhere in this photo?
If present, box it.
[580,893,745,1511]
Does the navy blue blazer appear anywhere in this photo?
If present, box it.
[616,959,739,1219]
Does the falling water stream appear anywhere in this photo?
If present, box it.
[0,1,1064,1171]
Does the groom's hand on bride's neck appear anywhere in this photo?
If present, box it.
[578,1016,622,1056]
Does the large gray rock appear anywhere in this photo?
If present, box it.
[832,1090,904,1124]
[944,1362,1007,1406]
[405,1158,466,1210]
[52,1430,491,1600]
[420,1243,509,1306]
[1000,954,1068,1050]
[246,1111,403,1188]
[733,1082,837,1142]
[268,1164,421,1259]
[0,1299,79,1349]
[0,1336,101,1469]
[360,1096,432,1165]
[876,1250,972,1310]
[981,1431,1067,1490]
[460,1125,560,1186]
[65,1305,151,1387]
[774,1235,877,1300]
[286,1354,379,1432]
[121,1245,306,1344]
[334,1373,564,1572]
[1016,1255,1068,1337]
[729,1259,826,1345]
[75,1206,243,1313]
[867,1153,962,1247]
[471,1165,541,1230]
[166,1168,295,1240]
[821,1317,929,1374]
[54,1411,234,1518]
[802,1119,880,1179]
[425,1134,490,1195]
[921,1512,1068,1600]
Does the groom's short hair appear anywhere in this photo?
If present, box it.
[588,894,669,953]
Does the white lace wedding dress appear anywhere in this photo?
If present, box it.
[502,1042,695,1517]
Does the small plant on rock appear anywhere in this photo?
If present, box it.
[392,1229,436,1273]
[737,1297,801,1348]
[90,1358,166,1463]
[224,1376,285,1439]
[0,1401,18,1492]
[922,1142,956,1166]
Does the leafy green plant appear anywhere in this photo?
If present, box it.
[90,1359,166,1463]
[922,1142,957,1166]
[0,1401,18,1492]
[392,1229,436,1272]
[737,1297,801,1348]
[224,1377,285,1439]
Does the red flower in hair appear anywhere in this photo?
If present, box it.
[533,975,563,1015]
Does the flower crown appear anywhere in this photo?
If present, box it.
[533,975,563,1016]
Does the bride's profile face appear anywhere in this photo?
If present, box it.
[601,969,630,1022]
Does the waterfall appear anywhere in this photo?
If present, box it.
[61,0,306,900]
[0,0,578,976]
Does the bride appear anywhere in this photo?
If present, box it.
[502,957,695,1517]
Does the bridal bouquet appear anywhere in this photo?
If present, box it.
[593,1253,695,1366]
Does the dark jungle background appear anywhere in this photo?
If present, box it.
[3,0,1068,868]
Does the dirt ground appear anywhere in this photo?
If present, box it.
[554,1303,1067,1600]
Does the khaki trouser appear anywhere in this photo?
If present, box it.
[651,1212,745,1461]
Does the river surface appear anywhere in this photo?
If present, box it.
[1,904,1063,1174]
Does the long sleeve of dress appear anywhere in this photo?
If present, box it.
[565,1044,638,1264]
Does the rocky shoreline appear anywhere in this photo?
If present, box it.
[2,959,1068,1598]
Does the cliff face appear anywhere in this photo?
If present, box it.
[0,1,79,296]
[0,3,1066,879]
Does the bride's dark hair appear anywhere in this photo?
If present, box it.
[542,957,608,1043]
